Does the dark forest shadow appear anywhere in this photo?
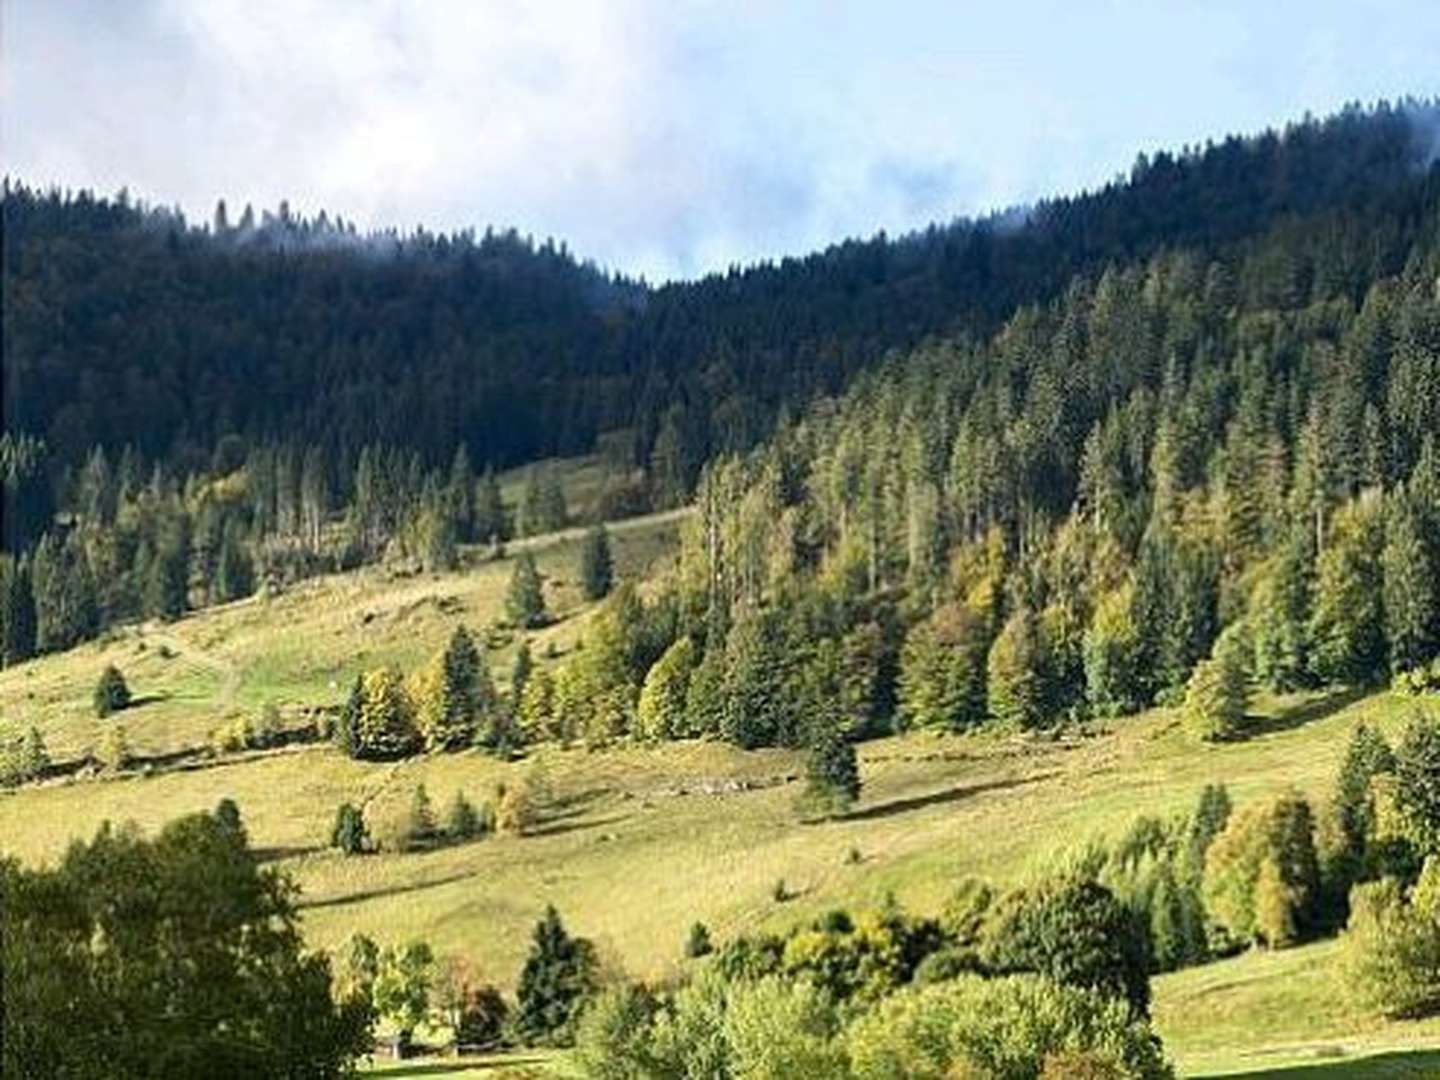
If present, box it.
[1247,686,1370,739]
[1199,1048,1440,1078]
[839,772,1057,823]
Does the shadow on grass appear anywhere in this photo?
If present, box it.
[1201,1048,1440,1078]
[527,813,627,839]
[252,843,324,863]
[297,870,477,911]
[371,1055,550,1077]
[839,772,1057,823]
[1247,686,1370,739]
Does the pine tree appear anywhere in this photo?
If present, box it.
[0,554,37,666]
[1084,580,1147,717]
[93,664,131,718]
[32,533,99,653]
[1310,493,1386,685]
[331,802,369,855]
[1183,625,1250,742]
[415,625,489,750]
[1249,536,1315,691]
[803,718,861,817]
[987,607,1051,730]
[448,444,477,542]
[579,524,614,601]
[1383,489,1439,675]
[355,668,419,760]
[475,466,509,544]
[506,553,547,629]
[405,784,438,850]
[514,905,598,1046]
[898,603,989,732]
[635,636,696,741]
[511,640,534,703]
[445,791,485,840]
[1333,723,1395,872]
[337,675,363,758]
[215,520,254,602]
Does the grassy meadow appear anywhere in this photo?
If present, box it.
[4,460,1440,1077]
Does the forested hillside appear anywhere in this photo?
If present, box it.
[4,101,1437,491]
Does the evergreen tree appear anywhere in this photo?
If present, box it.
[446,790,485,840]
[93,664,131,718]
[1310,493,1386,685]
[331,802,369,854]
[579,524,614,601]
[1249,536,1315,691]
[355,667,420,759]
[448,444,477,542]
[0,554,37,666]
[405,784,438,850]
[1183,625,1250,742]
[1084,581,1147,717]
[415,625,490,750]
[720,608,792,748]
[1394,714,1440,860]
[1332,723,1396,880]
[215,520,254,603]
[635,636,696,741]
[475,466,509,544]
[898,603,989,732]
[337,674,363,757]
[31,532,99,653]
[987,607,1051,730]
[803,718,861,818]
[506,552,547,628]
[514,905,598,1046]
[1383,489,1439,675]
[511,639,534,703]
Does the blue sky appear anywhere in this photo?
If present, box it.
[4,1,1438,281]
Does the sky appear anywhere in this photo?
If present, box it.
[4,2,1439,282]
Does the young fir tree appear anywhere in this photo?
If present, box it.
[447,444,477,543]
[1183,625,1251,742]
[445,790,485,840]
[1383,489,1439,676]
[337,675,363,758]
[514,905,598,1046]
[93,664,131,718]
[475,466,509,544]
[635,636,696,741]
[898,603,990,733]
[331,802,369,855]
[405,784,438,850]
[506,552,547,629]
[1333,723,1395,870]
[578,524,614,601]
[987,607,1051,730]
[355,668,420,760]
[215,519,254,602]
[510,639,534,704]
[1310,493,1386,685]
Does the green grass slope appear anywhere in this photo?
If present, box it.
[4,472,1440,1076]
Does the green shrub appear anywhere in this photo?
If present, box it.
[845,973,1173,1080]
[1337,873,1440,1018]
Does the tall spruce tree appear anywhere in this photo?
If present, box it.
[578,524,614,601]
[506,553,547,629]
[514,905,598,1046]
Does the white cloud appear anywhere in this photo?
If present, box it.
[5,1,1438,280]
